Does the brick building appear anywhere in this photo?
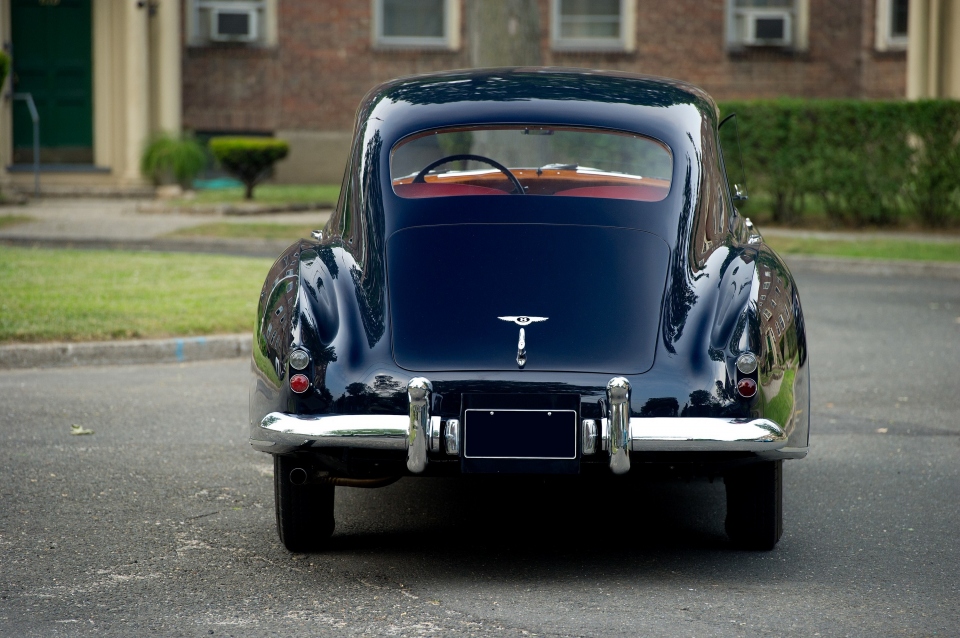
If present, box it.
[182,0,928,183]
[2,0,956,191]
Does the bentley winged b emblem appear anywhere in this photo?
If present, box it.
[498,316,548,368]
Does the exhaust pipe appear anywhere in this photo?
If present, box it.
[289,467,309,485]
[287,467,400,489]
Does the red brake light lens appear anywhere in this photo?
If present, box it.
[290,374,310,394]
[737,377,757,398]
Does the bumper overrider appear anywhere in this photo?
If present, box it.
[251,377,789,474]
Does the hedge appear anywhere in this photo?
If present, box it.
[141,133,206,189]
[209,137,289,200]
[718,99,960,227]
[0,52,9,90]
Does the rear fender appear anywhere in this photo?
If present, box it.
[750,249,810,453]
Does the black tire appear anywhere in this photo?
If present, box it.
[274,454,335,552]
[724,459,783,550]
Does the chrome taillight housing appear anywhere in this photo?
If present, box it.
[289,374,310,394]
[736,352,759,398]
[289,348,310,370]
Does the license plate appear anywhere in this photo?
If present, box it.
[463,409,577,459]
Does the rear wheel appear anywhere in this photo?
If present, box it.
[274,454,335,552]
[724,460,783,550]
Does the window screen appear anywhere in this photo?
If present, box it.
[754,17,784,39]
[558,0,621,38]
[382,0,444,38]
[217,12,250,36]
[891,0,909,37]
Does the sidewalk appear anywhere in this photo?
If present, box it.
[4,196,958,252]
[1,197,958,369]
[761,227,960,244]
[0,197,332,257]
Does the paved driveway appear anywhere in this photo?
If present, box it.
[0,264,958,636]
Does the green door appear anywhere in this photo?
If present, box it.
[11,0,93,164]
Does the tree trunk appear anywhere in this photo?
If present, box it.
[467,0,542,68]
[244,180,255,200]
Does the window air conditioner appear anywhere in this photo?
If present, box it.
[743,10,792,46]
[210,7,258,42]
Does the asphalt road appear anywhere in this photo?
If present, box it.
[1,265,958,637]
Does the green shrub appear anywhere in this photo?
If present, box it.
[0,53,9,199]
[902,101,960,227]
[141,133,206,189]
[719,99,960,228]
[208,137,290,200]
[0,52,10,90]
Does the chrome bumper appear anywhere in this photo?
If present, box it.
[251,375,787,474]
[582,416,786,453]
[253,412,411,453]
[252,377,439,474]
[252,413,786,473]
[628,417,785,450]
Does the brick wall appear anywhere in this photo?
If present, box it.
[182,0,908,182]
[857,0,908,99]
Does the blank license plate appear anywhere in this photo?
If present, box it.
[463,409,577,459]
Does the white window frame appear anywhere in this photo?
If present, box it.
[875,0,909,51]
[187,0,277,47]
[372,0,461,50]
[550,0,636,52]
[725,0,809,52]
[743,10,792,46]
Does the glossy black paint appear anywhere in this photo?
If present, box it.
[389,221,669,373]
[249,68,810,476]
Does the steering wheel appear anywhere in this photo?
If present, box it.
[412,154,525,194]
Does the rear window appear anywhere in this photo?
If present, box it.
[390,126,672,201]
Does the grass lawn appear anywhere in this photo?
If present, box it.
[0,247,272,343]
[167,222,320,242]
[765,235,960,262]
[173,184,339,207]
[169,219,960,264]
[0,214,33,229]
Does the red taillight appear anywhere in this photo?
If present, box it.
[737,377,757,398]
[290,374,310,394]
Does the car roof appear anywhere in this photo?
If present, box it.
[357,67,719,138]
[340,69,721,245]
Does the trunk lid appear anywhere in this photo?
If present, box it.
[387,223,670,374]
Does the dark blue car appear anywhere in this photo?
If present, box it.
[249,68,810,552]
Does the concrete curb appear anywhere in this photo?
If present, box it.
[136,201,332,216]
[6,235,958,278]
[1,236,294,258]
[0,334,251,370]
[783,254,960,280]
[2,251,958,372]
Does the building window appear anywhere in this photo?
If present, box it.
[726,0,809,51]
[188,1,276,47]
[876,0,909,51]
[372,0,460,50]
[551,0,635,52]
